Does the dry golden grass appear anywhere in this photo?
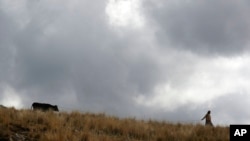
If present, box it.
[0,107,229,141]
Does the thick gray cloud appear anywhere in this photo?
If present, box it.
[144,0,250,55]
[1,0,250,125]
[0,0,166,114]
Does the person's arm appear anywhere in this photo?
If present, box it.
[201,114,207,120]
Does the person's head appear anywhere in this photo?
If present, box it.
[207,110,211,114]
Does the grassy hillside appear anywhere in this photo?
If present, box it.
[0,107,229,141]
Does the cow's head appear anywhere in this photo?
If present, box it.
[53,105,59,111]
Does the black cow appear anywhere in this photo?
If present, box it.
[31,102,59,112]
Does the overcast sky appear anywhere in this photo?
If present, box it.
[1,0,250,125]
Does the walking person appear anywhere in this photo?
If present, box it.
[201,110,213,126]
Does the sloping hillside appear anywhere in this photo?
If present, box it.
[0,107,229,141]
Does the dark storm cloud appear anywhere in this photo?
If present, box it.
[144,0,250,55]
[0,8,17,84]
[0,0,167,116]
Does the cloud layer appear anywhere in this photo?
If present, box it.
[1,0,250,125]
[145,0,250,55]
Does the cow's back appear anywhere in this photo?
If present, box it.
[32,102,41,109]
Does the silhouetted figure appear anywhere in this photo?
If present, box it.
[201,110,213,126]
